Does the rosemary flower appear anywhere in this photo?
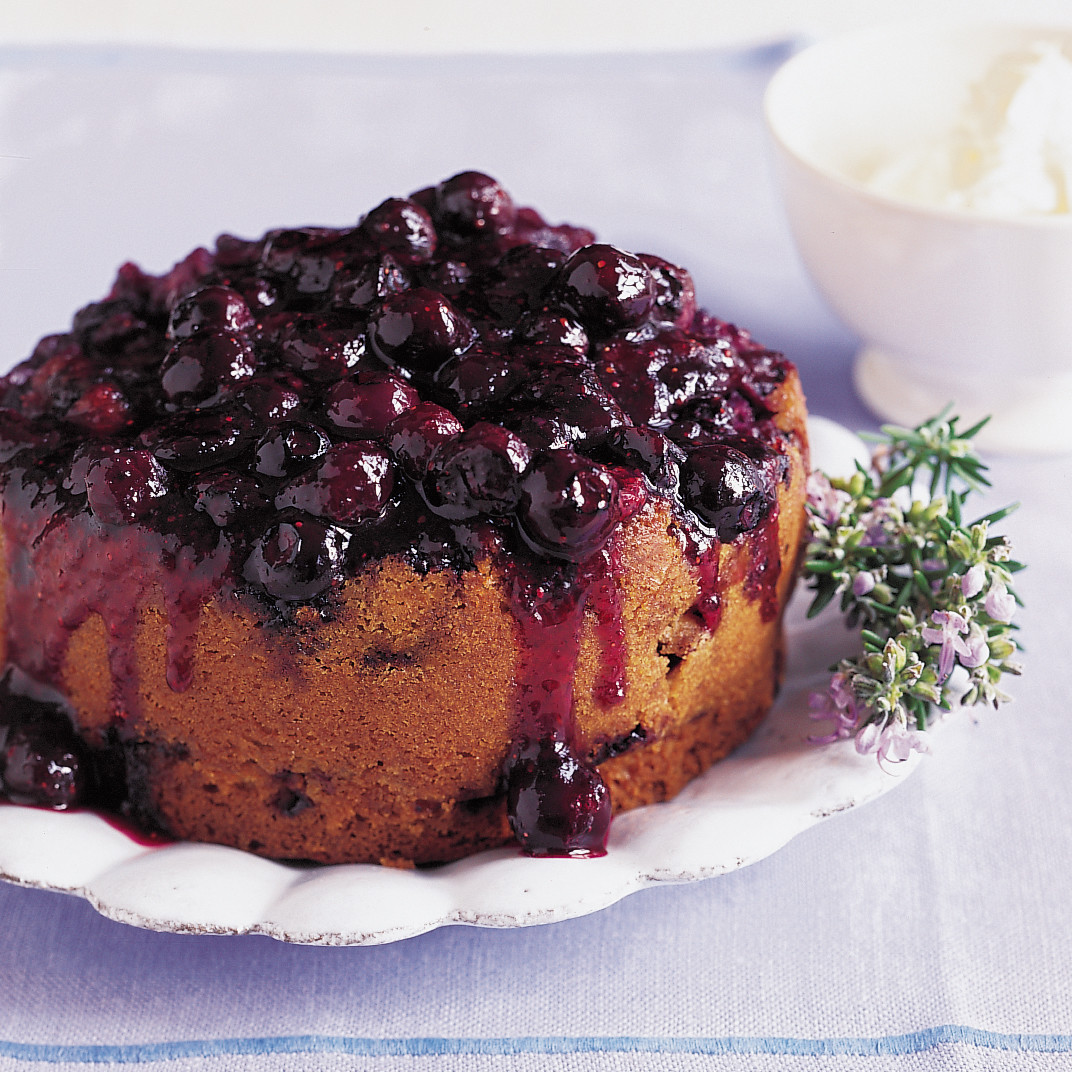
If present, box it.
[804,411,1023,767]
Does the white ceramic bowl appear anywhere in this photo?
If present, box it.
[765,23,1072,454]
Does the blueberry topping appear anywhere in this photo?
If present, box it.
[505,737,611,857]
[274,443,394,523]
[551,244,655,336]
[324,373,419,438]
[367,287,475,372]
[166,285,255,341]
[193,470,270,527]
[278,314,367,382]
[682,442,774,541]
[424,422,531,520]
[160,330,257,409]
[253,421,331,479]
[331,255,410,310]
[244,516,351,600]
[140,406,258,471]
[385,401,463,479]
[518,450,620,561]
[359,198,437,266]
[84,448,169,524]
[435,171,516,235]
[64,381,133,436]
[1,722,84,810]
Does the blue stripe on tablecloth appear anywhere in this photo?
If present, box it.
[1,1028,1072,1063]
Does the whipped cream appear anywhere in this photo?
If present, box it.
[864,41,1072,215]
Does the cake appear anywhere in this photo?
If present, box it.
[0,172,808,866]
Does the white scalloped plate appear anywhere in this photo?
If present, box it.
[0,418,913,945]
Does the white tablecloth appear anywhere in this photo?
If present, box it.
[0,41,1070,1072]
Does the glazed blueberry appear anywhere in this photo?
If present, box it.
[433,347,527,418]
[505,737,611,857]
[515,309,589,357]
[324,373,419,438]
[159,331,257,409]
[214,233,265,270]
[72,299,144,349]
[192,470,270,527]
[166,285,255,341]
[331,255,410,311]
[84,448,169,524]
[140,406,258,471]
[230,274,280,313]
[367,288,475,373]
[260,228,356,296]
[384,402,463,479]
[0,409,61,464]
[275,443,394,523]
[420,259,471,297]
[551,244,656,336]
[244,516,351,601]
[598,425,683,490]
[252,421,332,479]
[638,254,696,328]
[278,315,367,382]
[234,375,303,424]
[681,442,774,541]
[1,722,84,810]
[424,422,532,520]
[435,171,515,235]
[359,198,437,266]
[64,381,133,436]
[518,450,620,561]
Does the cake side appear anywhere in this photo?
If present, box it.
[32,372,807,866]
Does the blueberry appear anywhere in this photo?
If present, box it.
[367,287,475,372]
[681,442,774,541]
[1,722,84,810]
[252,421,331,479]
[244,516,351,601]
[331,255,410,311]
[384,402,463,479]
[140,406,258,471]
[424,422,532,520]
[515,309,589,357]
[160,330,257,409]
[274,443,394,523]
[638,254,696,328]
[166,285,255,341]
[435,171,515,235]
[278,314,367,382]
[599,425,683,490]
[84,448,169,524]
[505,737,611,857]
[192,470,271,527]
[551,244,656,336]
[0,409,62,464]
[64,381,133,436]
[260,228,359,296]
[234,375,304,424]
[433,347,527,418]
[323,373,419,439]
[518,450,620,561]
[359,198,437,266]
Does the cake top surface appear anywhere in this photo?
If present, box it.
[0,170,793,608]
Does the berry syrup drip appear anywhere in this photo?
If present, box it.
[0,170,796,855]
[500,548,619,857]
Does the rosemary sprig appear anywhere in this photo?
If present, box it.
[804,409,1023,766]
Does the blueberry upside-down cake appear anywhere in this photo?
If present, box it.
[0,172,808,865]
